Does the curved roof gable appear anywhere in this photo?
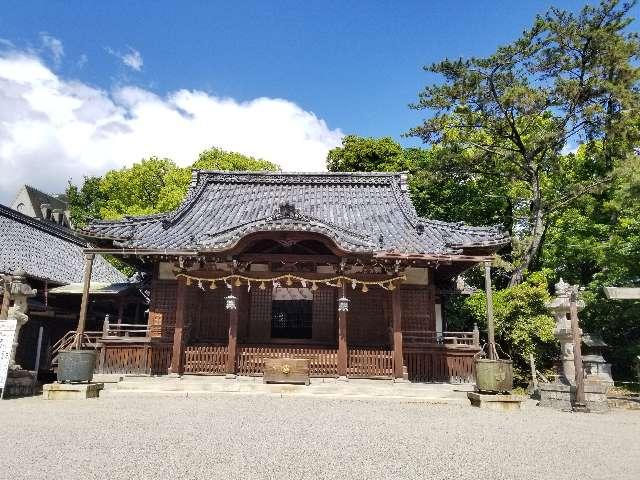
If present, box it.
[82,171,509,255]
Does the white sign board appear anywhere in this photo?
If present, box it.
[0,319,18,391]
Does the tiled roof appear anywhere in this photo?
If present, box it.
[81,171,509,255]
[0,204,126,285]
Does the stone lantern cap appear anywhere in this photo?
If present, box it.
[10,268,37,297]
[546,278,584,312]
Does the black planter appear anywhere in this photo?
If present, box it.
[57,350,97,383]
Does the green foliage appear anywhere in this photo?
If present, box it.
[408,0,640,285]
[67,148,279,222]
[156,148,278,212]
[462,271,557,383]
[326,135,409,172]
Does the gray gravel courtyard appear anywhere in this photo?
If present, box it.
[1,395,639,480]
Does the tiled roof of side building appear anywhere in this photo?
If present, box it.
[81,171,510,255]
[0,204,126,285]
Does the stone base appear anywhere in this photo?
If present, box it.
[2,369,37,397]
[42,382,104,400]
[467,392,526,411]
[539,381,610,412]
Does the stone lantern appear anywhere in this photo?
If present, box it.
[6,269,36,370]
[546,278,584,384]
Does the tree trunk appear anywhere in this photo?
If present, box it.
[508,180,546,286]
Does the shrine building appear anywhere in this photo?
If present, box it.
[76,171,509,382]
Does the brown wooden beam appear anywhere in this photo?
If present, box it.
[392,286,404,379]
[76,253,95,349]
[226,285,240,375]
[237,253,339,264]
[169,276,187,374]
[337,283,348,377]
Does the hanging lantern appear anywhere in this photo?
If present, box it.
[311,282,318,291]
[336,279,343,288]
[286,275,293,286]
[388,282,396,291]
[197,280,204,291]
[234,277,242,287]
[362,284,369,293]
[209,280,217,290]
[351,280,357,290]
[337,296,350,312]
[186,277,192,286]
[259,281,266,290]
[225,294,238,310]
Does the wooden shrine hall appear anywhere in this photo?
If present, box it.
[75,171,509,382]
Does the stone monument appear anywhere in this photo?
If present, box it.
[0,269,37,397]
[539,279,610,412]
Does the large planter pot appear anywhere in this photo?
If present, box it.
[57,350,97,383]
[475,358,513,393]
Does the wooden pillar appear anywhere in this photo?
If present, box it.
[169,275,187,375]
[392,286,404,379]
[570,288,587,411]
[484,260,497,360]
[117,297,125,325]
[337,283,348,377]
[226,285,240,375]
[0,275,11,320]
[76,253,95,349]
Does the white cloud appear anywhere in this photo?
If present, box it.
[106,46,143,71]
[0,51,343,203]
[40,33,64,65]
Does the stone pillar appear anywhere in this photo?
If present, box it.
[546,279,584,385]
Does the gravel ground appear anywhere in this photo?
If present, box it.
[1,395,639,480]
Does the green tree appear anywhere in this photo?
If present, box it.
[157,148,278,212]
[408,0,640,286]
[67,148,279,222]
[326,135,409,172]
[462,270,557,383]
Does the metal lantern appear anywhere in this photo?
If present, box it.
[337,296,350,312]
[225,294,238,310]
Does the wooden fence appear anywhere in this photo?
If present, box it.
[97,342,172,375]
[184,345,228,374]
[404,345,478,383]
[93,342,478,383]
[347,348,394,378]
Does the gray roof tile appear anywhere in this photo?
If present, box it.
[0,204,126,284]
[82,171,509,255]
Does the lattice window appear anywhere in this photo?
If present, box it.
[401,286,435,332]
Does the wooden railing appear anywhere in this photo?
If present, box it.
[404,345,478,383]
[97,342,172,375]
[237,345,339,377]
[102,320,149,339]
[184,345,228,374]
[347,349,394,378]
[403,329,479,347]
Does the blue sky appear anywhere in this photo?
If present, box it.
[0,1,637,200]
